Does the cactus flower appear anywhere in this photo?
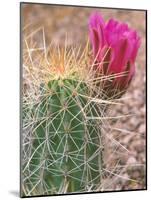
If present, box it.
[89,12,141,90]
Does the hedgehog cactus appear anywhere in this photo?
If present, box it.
[22,12,140,196]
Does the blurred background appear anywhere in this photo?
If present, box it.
[22,3,146,191]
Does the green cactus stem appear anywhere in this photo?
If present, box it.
[22,78,104,196]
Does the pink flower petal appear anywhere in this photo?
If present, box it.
[88,12,141,91]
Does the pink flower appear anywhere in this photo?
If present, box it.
[89,12,141,90]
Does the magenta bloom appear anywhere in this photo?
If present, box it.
[89,12,141,90]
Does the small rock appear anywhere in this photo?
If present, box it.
[138,124,146,134]
[127,156,137,165]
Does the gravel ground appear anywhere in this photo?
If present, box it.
[22,4,146,191]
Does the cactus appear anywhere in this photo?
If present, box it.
[22,41,109,196]
[22,12,140,197]
[23,78,106,195]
